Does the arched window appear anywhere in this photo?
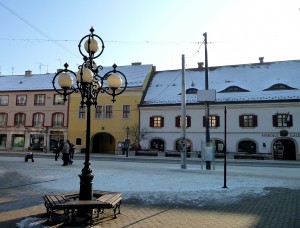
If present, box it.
[33,113,45,127]
[52,113,64,127]
[175,138,191,152]
[238,140,256,153]
[150,139,165,151]
[0,113,8,127]
[14,113,26,127]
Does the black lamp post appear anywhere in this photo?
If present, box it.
[52,27,127,200]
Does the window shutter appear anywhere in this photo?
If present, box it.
[239,115,244,127]
[272,115,278,127]
[187,116,191,127]
[175,116,180,127]
[161,117,164,127]
[216,116,220,127]
[287,115,293,127]
[150,117,154,127]
[203,116,206,127]
[253,115,258,127]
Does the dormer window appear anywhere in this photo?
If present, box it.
[264,83,297,91]
[186,88,198,94]
[178,88,198,95]
[219,86,249,93]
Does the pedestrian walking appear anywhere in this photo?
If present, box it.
[25,146,34,162]
[53,140,60,161]
[61,140,71,166]
[68,140,75,160]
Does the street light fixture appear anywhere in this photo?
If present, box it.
[52,27,128,200]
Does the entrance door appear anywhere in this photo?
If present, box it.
[273,139,296,160]
[92,133,115,154]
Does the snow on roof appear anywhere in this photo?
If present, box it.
[142,60,300,105]
[0,64,153,91]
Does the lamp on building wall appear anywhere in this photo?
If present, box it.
[52,27,128,200]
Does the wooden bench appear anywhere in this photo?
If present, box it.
[43,191,122,223]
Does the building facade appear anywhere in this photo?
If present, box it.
[0,71,69,151]
[139,60,300,160]
[67,63,154,154]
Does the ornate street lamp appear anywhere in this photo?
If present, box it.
[52,27,127,200]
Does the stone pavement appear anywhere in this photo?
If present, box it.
[0,152,299,227]
[0,187,299,227]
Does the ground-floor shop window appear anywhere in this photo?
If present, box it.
[0,134,7,148]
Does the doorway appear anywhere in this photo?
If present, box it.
[273,139,296,160]
[92,132,115,154]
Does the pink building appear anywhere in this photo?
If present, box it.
[0,70,69,151]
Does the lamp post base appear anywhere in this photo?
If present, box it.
[79,173,94,200]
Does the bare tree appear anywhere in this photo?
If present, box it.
[126,124,149,149]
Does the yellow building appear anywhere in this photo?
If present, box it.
[67,63,154,154]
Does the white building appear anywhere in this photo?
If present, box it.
[139,59,300,160]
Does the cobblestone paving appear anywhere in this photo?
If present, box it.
[0,187,299,227]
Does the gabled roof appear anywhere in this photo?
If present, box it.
[0,64,153,91]
[141,60,300,105]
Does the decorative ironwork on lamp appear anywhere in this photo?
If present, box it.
[52,27,128,200]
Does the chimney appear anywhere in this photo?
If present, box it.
[259,57,264,64]
[131,62,142,66]
[197,62,204,69]
[25,70,32,77]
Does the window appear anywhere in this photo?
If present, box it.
[175,138,191,152]
[239,115,257,127]
[34,94,45,106]
[219,86,249,93]
[150,138,164,151]
[122,105,130,119]
[14,113,26,126]
[150,116,164,128]
[238,140,256,153]
[203,115,220,127]
[76,138,82,146]
[264,83,297,91]
[95,106,102,119]
[79,106,86,119]
[16,95,27,106]
[105,105,113,118]
[95,105,113,119]
[273,113,293,127]
[54,94,64,105]
[0,95,9,106]
[0,113,8,127]
[175,116,191,127]
[52,113,63,127]
[33,113,44,127]
[0,134,7,148]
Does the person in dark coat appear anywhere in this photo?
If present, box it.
[53,141,60,161]
[67,140,74,165]
[25,146,34,162]
[61,140,71,166]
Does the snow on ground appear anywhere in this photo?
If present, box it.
[0,156,299,227]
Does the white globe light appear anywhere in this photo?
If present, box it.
[58,73,73,88]
[107,74,122,89]
[76,67,93,83]
[84,38,98,54]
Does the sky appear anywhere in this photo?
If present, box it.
[0,0,299,76]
